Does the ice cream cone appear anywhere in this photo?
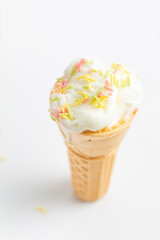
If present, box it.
[58,112,136,201]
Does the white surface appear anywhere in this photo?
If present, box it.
[0,0,160,239]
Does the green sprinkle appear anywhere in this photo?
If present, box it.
[67,105,74,121]
[115,79,119,89]
[60,113,68,116]
[96,86,104,96]
[57,77,62,82]
[91,69,97,73]
[86,60,94,64]
[66,84,73,89]
[89,95,102,106]
[105,69,112,79]
[83,85,90,90]
[89,96,95,104]
[70,65,76,77]
[61,84,73,93]
[93,95,102,106]
[50,115,56,121]
[50,97,59,103]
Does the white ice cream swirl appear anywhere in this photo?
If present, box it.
[49,58,143,133]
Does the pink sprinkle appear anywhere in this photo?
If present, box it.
[105,80,109,87]
[108,92,112,96]
[56,83,62,88]
[88,69,92,74]
[98,92,104,98]
[75,58,87,72]
[135,108,138,112]
[55,89,61,94]
[113,68,118,74]
[50,112,59,119]
[61,80,68,88]
[105,85,113,92]
[83,98,90,104]
[56,107,61,113]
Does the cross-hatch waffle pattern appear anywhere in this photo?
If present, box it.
[68,147,117,201]
[57,112,136,201]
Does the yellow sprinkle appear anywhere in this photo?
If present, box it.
[111,63,118,69]
[60,115,69,120]
[116,79,119,88]
[120,65,131,74]
[110,73,113,87]
[67,105,74,121]
[120,79,127,88]
[0,156,6,161]
[61,103,70,111]
[113,75,116,86]
[99,70,104,76]
[76,75,88,80]
[99,95,108,101]
[73,97,88,106]
[105,68,113,79]
[48,109,50,112]
[112,75,119,88]
[35,206,46,214]
[76,75,96,82]
[78,91,88,96]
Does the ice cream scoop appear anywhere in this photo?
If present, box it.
[49,58,143,133]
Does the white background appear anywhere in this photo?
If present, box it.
[0,0,160,239]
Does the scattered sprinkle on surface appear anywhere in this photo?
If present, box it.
[35,206,46,214]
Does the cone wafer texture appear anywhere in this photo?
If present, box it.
[58,113,135,201]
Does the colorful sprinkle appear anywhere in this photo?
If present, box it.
[55,88,61,94]
[75,58,87,72]
[50,112,59,119]
[104,85,113,92]
[127,76,130,86]
[83,84,91,90]
[99,70,104,76]
[83,98,90,104]
[76,74,96,82]
[70,65,76,77]
[105,80,109,87]
[59,84,73,93]
[73,97,89,106]
[91,69,97,73]
[99,95,108,101]
[56,107,61,113]
[113,68,118,74]
[50,97,59,103]
[0,156,6,161]
[57,77,63,82]
[96,87,105,97]
[105,69,113,79]
[67,105,74,121]
[35,206,46,214]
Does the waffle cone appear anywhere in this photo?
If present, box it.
[58,112,136,201]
